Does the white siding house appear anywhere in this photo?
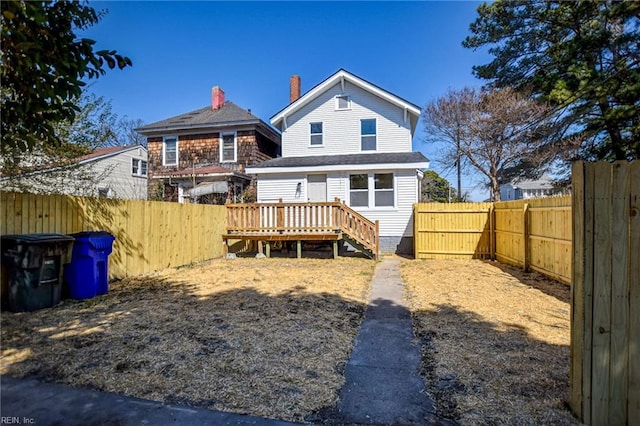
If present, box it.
[499,175,559,201]
[247,69,428,254]
[1,145,148,200]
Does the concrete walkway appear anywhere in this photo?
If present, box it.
[0,375,298,426]
[337,256,441,425]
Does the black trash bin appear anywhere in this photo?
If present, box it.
[64,231,115,299]
[1,234,75,312]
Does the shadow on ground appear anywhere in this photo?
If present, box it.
[412,303,578,425]
[0,262,372,423]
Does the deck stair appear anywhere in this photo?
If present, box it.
[223,199,379,259]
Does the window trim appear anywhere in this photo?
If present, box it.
[349,173,369,207]
[131,158,148,177]
[220,131,237,163]
[162,136,179,166]
[360,118,377,151]
[373,172,395,207]
[309,122,323,147]
[335,95,351,110]
[348,172,396,209]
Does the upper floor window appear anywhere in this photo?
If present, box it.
[335,95,351,110]
[310,122,323,146]
[132,158,148,177]
[163,137,178,166]
[221,132,236,162]
[361,119,376,151]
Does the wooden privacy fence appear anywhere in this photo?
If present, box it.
[413,202,493,259]
[495,196,572,283]
[570,161,639,425]
[414,195,573,284]
[1,191,226,279]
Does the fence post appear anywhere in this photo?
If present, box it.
[489,204,495,260]
[523,203,530,272]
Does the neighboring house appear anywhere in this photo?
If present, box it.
[136,87,281,204]
[499,175,560,201]
[0,145,148,200]
[246,69,429,254]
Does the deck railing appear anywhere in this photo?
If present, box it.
[226,199,379,258]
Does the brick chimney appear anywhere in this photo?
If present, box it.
[290,75,301,103]
[212,86,225,110]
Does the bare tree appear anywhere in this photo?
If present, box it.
[116,116,146,147]
[422,87,477,202]
[463,88,558,201]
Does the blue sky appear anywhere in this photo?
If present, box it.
[83,1,491,199]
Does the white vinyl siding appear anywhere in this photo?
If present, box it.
[281,81,412,157]
[255,168,417,237]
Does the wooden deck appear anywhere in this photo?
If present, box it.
[223,199,379,259]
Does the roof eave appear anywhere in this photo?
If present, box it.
[136,119,262,135]
[246,161,429,174]
[270,69,421,126]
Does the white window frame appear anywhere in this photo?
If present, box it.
[335,95,351,110]
[220,131,237,163]
[233,182,244,203]
[373,173,395,207]
[163,136,178,166]
[131,158,148,177]
[347,172,396,209]
[309,122,323,147]
[349,173,369,207]
[361,118,377,151]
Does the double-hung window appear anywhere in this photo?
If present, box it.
[132,158,148,177]
[221,132,236,162]
[361,119,376,151]
[374,173,394,207]
[163,137,178,166]
[310,122,323,146]
[349,174,369,207]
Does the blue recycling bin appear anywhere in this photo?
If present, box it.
[64,231,115,299]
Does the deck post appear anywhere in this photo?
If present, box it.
[297,240,302,259]
[277,198,284,233]
[222,238,228,256]
[333,240,338,259]
[257,240,263,255]
[266,242,271,258]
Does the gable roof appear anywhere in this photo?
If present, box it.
[246,152,429,174]
[136,101,272,135]
[77,145,146,164]
[270,69,422,131]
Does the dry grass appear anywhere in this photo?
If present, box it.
[402,259,580,425]
[1,257,375,423]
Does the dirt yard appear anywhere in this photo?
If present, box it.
[1,257,375,423]
[402,259,580,425]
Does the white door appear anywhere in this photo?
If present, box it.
[307,174,327,202]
